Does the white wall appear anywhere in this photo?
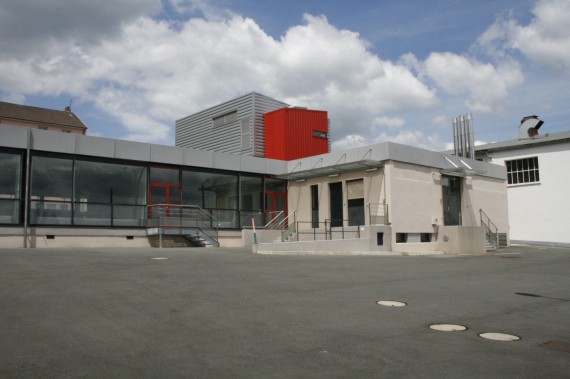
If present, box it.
[489,142,570,244]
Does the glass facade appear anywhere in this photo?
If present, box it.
[74,159,147,226]
[240,174,263,227]
[0,150,22,224]
[182,169,239,228]
[8,151,276,229]
[30,155,73,225]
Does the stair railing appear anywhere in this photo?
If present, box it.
[280,210,297,242]
[367,202,389,225]
[147,204,219,247]
[480,208,499,251]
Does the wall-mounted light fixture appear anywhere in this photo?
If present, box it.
[365,167,378,172]
[295,178,306,182]
[328,173,339,177]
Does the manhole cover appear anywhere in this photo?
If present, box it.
[376,300,407,307]
[150,257,168,260]
[478,332,520,341]
[429,324,468,332]
[500,255,522,259]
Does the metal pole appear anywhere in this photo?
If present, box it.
[452,117,459,156]
[467,113,475,160]
[23,129,32,248]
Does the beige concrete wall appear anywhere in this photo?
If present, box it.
[287,169,385,227]
[0,228,243,249]
[387,161,443,233]
[462,176,509,233]
[436,226,486,255]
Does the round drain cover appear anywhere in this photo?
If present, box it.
[376,300,407,307]
[150,257,168,260]
[429,324,467,332]
[478,332,520,341]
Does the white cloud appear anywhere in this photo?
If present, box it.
[0,11,440,144]
[332,130,446,152]
[477,0,570,73]
[423,52,523,114]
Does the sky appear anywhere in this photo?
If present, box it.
[1,0,569,152]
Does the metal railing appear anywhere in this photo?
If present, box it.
[147,204,219,244]
[279,210,297,242]
[243,210,285,230]
[293,219,361,241]
[368,203,389,225]
[480,208,499,251]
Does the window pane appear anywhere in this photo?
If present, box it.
[182,170,238,209]
[0,200,20,224]
[507,173,512,185]
[0,151,21,199]
[505,161,511,172]
[265,178,286,193]
[30,200,71,225]
[73,203,111,226]
[113,205,146,227]
[75,160,147,205]
[240,175,263,210]
[150,167,179,184]
[31,155,73,201]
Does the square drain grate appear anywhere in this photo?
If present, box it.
[540,340,570,353]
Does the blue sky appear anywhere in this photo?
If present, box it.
[1,0,568,151]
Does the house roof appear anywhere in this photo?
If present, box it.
[475,130,570,153]
[0,101,87,130]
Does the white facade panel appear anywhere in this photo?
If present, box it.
[486,142,570,245]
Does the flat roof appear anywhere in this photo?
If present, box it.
[0,125,505,180]
[475,130,570,153]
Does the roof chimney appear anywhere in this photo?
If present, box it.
[519,115,543,139]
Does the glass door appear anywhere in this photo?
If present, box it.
[265,191,287,225]
[442,176,461,226]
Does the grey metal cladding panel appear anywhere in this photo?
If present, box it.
[265,158,288,175]
[0,126,28,149]
[31,129,76,154]
[240,155,266,174]
[386,142,442,167]
[115,139,151,161]
[212,151,241,171]
[150,144,183,165]
[75,135,115,158]
[183,148,214,168]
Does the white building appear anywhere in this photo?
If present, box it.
[475,129,570,247]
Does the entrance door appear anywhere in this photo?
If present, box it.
[442,176,461,225]
[149,166,181,218]
[149,184,180,206]
[265,191,287,224]
[329,182,343,227]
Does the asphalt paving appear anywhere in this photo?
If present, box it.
[1,245,569,378]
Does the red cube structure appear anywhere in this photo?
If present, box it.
[264,108,329,161]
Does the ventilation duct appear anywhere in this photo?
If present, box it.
[519,115,543,139]
[452,113,474,159]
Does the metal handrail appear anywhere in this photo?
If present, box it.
[243,210,285,230]
[280,210,297,242]
[367,202,389,225]
[147,204,219,244]
[480,208,499,251]
[324,219,361,240]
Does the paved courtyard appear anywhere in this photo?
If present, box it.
[1,245,569,378]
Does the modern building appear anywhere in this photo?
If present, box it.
[0,101,87,135]
[475,119,570,247]
[1,94,509,254]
